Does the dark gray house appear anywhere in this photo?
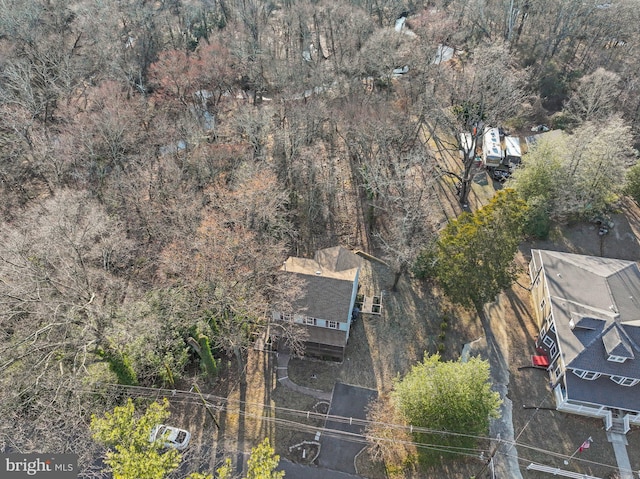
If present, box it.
[529,249,640,432]
[274,246,362,360]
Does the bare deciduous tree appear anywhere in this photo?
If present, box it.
[563,68,622,124]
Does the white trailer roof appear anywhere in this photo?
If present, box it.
[459,132,476,161]
[505,136,521,158]
[483,128,502,160]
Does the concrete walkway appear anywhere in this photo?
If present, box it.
[276,353,332,401]
[606,429,633,479]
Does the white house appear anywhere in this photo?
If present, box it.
[529,249,640,432]
[275,246,362,360]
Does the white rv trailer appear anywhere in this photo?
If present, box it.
[459,132,476,162]
[482,128,503,167]
[504,136,522,165]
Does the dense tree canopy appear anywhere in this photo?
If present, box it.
[91,399,281,479]
[369,354,501,466]
[90,399,181,479]
[2,0,640,475]
[245,438,285,479]
[415,190,528,310]
[509,116,636,221]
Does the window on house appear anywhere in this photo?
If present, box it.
[303,317,316,326]
[327,320,338,329]
[540,299,546,312]
[281,313,292,322]
[554,365,562,379]
[610,376,638,387]
[572,369,601,380]
[549,321,556,333]
[542,335,558,358]
[607,355,627,363]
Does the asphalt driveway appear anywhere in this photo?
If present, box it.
[278,459,364,479]
[317,382,378,474]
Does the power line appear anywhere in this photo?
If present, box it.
[80,382,626,475]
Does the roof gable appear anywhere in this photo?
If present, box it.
[314,246,363,272]
[602,323,635,359]
[532,249,640,379]
[282,247,362,281]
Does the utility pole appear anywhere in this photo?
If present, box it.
[471,444,498,478]
[193,383,220,429]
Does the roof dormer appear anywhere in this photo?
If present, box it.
[602,323,634,362]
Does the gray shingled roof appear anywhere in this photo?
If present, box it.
[565,373,640,412]
[532,250,640,380]
[301,324,350,347]
[289,273,355,323]
[283,247,361,324]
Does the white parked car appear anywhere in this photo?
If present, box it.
[149,425,191,450]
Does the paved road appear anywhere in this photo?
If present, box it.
[278,459,365,479]
[317,382,377,475]
[480,300,523,479]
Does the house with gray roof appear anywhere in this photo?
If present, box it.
[529,249,640,432]
[275,246,362,360]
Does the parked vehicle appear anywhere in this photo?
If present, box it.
[489,167,511,183]
[482,128,504,168]
[504,136,522,165]
[530,124,550,132]
[149,425,191,450]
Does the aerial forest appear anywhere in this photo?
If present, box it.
[1,0,640,474]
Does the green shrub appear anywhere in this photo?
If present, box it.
[98,346,138,386]
[413,245,437,279]
[524,196,551,240]
[625,163,640,205]
[198,334,219,379]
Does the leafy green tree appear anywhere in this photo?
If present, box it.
[216,459,233,479]
[507,135,566,204]
[245,438,284,479]
[198,333,220,379]
[90,398,180,479]
[392,354,501,464]
[415,189,527,311]
[506,136,565,238]
[509,117,635,220]
[625,162,640,205]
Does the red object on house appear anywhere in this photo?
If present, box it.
[531,355,550,367]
